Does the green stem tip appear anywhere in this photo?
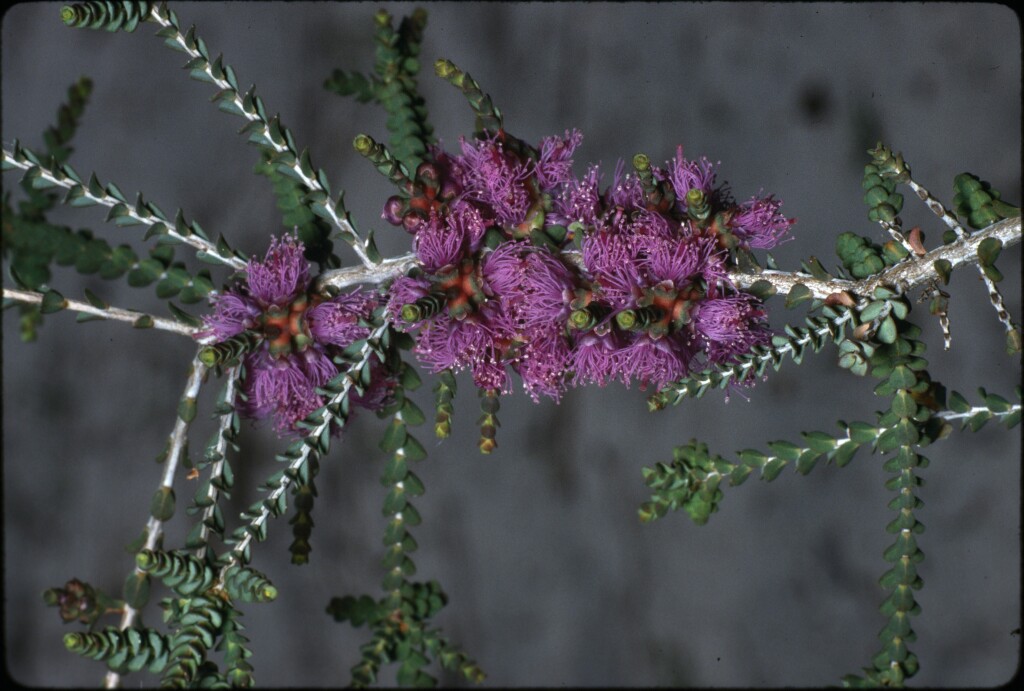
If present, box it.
[353,134,374,156]
[434,58,457,80]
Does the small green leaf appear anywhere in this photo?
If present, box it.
[746,279,776,300]
[947,390,970,413]
[767,440,801,462]
[891,391,917,418]
[982,263,1003,283]
[167,302,202,327]
[380,420,408,453]
[761,457,787,482]
[860,300,887,322]
[401,400,426,426]
[888,365,917,390]
[178,397,197,423]
[83,289,108,309]
[933,259,952,285]
[150,487,175,521]
[784,283,813,309]
[40,289,67,314]
[402,435,428,462]
[832,441,860,467]
[801,431,836,454]
[795,450,821,475]
[977,237,1002,267]
[877,315,897,344]
[123,572,150,610]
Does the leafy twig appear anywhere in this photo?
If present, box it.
[142,3,377,269]
[218,324,389,577]
[1,144,245,270]
[3,287,198,337]
[104,353,207,689]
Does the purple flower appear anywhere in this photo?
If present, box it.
[413,212,465,271]
[242,348,328,430]
[516,329,572,402]
[386,274,433,328]
[536,129,583,192]
[199,292,261,341]
[481,242,577,400]
[479,240,528,299]
[551,164,602,227]
[245,235,309,308]
[516,250,576,329]
[581,230,642,306]
[607,159,645,211]
[198,235,388,435]
[728,194,795,249]
[455,134,533,226]
[570,330,623,387]
[693,293,771,363]
[616,335,690,390]
[383,134,790,404]
[307,290,375,347]
[643,234,728,288]
[666,145,719,202]
[414,307,513,392]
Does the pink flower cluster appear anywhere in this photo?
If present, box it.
[383,132,794,401]
[198,130,793,434]
[198,236,391,434]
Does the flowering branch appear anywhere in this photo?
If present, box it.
[2,287,199,337]
[0,145,245,270]
[7,3,1015,687]
[317,216,1021,301]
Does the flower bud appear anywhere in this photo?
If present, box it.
[402,211,424,234]
[415,162,440,189]
[383,196,406,226]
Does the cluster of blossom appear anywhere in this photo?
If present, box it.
[383,130,794,402]
[197,130,793,433]
[197,236,391,433]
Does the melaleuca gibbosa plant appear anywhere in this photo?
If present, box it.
[2,2,1020,687]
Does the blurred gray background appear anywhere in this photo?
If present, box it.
[2,2,1020,686]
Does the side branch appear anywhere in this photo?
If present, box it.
[317,217,1021,299]
[105,353,208,689]
[3,288,199,337]
[218,323,389,578]
[144,4,376,270]
[1,146,245,271]
[732,215,1021,299]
